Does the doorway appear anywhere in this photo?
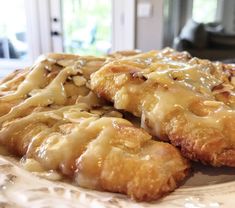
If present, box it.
[50,0,136,54]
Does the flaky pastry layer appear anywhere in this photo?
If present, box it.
[91,48,235,167]
[0,52,189,201]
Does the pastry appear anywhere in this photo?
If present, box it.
[91,48,235,167]
[0,52,190,201]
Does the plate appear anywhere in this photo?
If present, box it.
[0,156,234,208]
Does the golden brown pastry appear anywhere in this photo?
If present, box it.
[0,52,190,201]
[91,48,235,167]
[0,103,189,201]
[0,53,109,123]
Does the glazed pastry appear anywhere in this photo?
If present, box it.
[0,102,189,201]
[0,53,109,123]
[0,52,190,201]
[91,48,235,167]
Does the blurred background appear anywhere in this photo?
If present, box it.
[0,0,234,75]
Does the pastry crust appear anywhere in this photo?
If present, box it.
[0,103,189,201]
[0,53,109,123]
[91,48,235,167]
[0,52,190,201]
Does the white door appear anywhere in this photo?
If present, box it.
[50,0,136,55]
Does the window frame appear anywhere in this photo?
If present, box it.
[112,0,136,51]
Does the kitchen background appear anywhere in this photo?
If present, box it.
[0,0,234,76]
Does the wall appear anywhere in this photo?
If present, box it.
[136,0,164,51]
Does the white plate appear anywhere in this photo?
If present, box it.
[0,155,234,208]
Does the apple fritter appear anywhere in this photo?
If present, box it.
[0,103,189,201]
[0,53,110,123]
[91,48,235,167]
[0,52,190,201]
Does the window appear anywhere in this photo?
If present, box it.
[62,0,112,56]
[0,0,29,60]
[192,0,218,23]
[59,0,135,55]
[0,0,135,73]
